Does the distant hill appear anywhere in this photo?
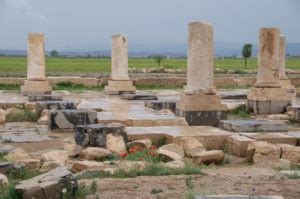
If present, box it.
[0,42,299,57]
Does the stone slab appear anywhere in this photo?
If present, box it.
[15,166,78,199]
[75,123,127,147]
[121,93,158,100]
[227,135,256,157]
[28,94,63,102]
[126,126,233,150]
[48,109,97,130]
[36,100,77,116]
[145,100,177,113]
[241,133,297,146]
[1,131,53,143]
[220,119,288,132]
[195,195,284,199]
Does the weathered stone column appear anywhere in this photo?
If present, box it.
[247,28,292,114]
[105,34,135,95]
[255,28,281,88]
[185,21,214,93]
[111,35,129,80]
[21,33,52,95]
[278,35,294,90]
[176,21,227,126]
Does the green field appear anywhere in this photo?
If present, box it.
[0,57,300,72]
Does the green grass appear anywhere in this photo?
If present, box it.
[78,163,203,180]
[53,81,104,91]
[0,57,300,73]
[150,188,163,194]
[226,104,250,118]
[5,106,38,122]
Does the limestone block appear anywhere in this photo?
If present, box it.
[15,167,78,199]
[279,144,300,165]
[241,133,297,146]
[145,100,177,113]
[104,80,136,95]
[227,135,256,157]
[246,141,280,165]
[21,80,52,96]
[180,137,206,157]
[75,123,127,147]
[158,143,184,157]
[106,134,127,155]
[48,109,97,130]
[63,138,82,157]
[28,94,63,102]
[193,150,225,165]
[80,147,112,160]
[36,100,76,117]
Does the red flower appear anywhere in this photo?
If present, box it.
[120,153,128,157]
[138,157,143,161]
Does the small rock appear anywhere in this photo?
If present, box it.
[5,148,31,162]
[180,137,206,157]
[80,147,112,160]
[193,150,225,165]
[20,158,41,170]
[164,160,185,168]
[71,160,106,173]
[0,109,5,124]
[63,138,82,157]
[158,143,184,158]
[157,149,182,161]
[106,134,127,155]
[41,150,69,166]
[267,114,289,120]
[127,139,152,149]
[37,114,48,124]
[0,174,8,186]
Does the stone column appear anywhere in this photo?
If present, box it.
[104,34,135,95]
[279,36,287,80]
[247,28,292,114]
[21,33,52,95]
[185,21,214,93]
[255,28,281,88]
[176,21,227,127]
[111,35,129,80]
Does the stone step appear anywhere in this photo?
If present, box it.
[28,94,63,102]
[220,119,288,132]
[49,109,97,130]
[36,100,77,116]
[75,123,127,147]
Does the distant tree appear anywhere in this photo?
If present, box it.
[50,50,59,57]
[242,44,252,68]
[153,55,166,67]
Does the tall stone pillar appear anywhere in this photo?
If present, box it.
[21,33,52,95]
[176,21,227,126]
[105,34,136,95]
[278,36,294,90]
[247,28,291,114]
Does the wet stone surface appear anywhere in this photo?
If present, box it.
[144,100,177,113]
[75,123,127,147]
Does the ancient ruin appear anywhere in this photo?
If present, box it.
[247,28,292,114]
[104,35,136,94]
[21,33,52,95]
[176,21,227,126]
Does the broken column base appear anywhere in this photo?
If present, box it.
[247,87,291,114]
[21,80,52,96]
[104,80,136,95]
[176,92,227,126]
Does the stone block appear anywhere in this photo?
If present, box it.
[247,87,292,114]
[241,133,297,146]
[75,123,127,147]
[28,93,63,102]
[106,134,127,155]
[220,119,287,132]
[104,80,136,95]
[145,100,177,113]
[21,80,52,96]
[122,93,158,100]
[48,109,97,130]
[227,135,256,157]
[15,167,78,199]
[36,100,77,116]
[176,93,227,126]
[193,150,225,165]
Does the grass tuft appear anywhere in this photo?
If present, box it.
[226,104,250,118]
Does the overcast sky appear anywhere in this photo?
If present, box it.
[0,0,299,51]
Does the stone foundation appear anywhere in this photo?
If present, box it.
[176,93,227,126]
[247,87,291,114]
[21,80,52,95]
[104,80,136,95]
